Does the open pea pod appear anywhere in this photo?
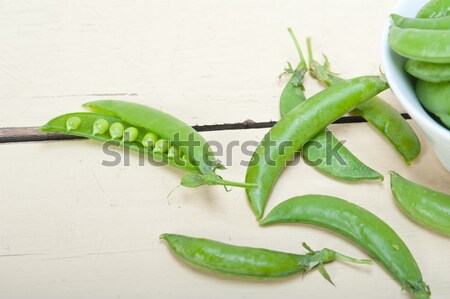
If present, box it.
[41,112,199,173]
[41,101,258,190]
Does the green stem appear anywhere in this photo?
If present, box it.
[306,37,314,66]
[306,37,342,86]
[334,251,372,265]
[287,28,307,71]
[213,178,259,189]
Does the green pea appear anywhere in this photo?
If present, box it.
[167,146,179,159]
[141,132,159,148]
[109,122,124,139]
[153,139,170,154]
[66,116,81,131]
[92,119,109,135]
[123,127,139,142]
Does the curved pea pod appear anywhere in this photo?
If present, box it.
[415,79,450,128]
[388,26,450,63]
[307,39,421,164]
[161,233,371,282]
[352,99,422,164]
[245,76,389,219]
[279,29,383,182]
[83,100,217,173]
[405,60,450,82]
[416,0,450,18]
[42,101,258,190]
[302,131,383,181]
[260,195,431,299]
[391,14,450,29]
[40,112,199,173]
[390,171,450,235]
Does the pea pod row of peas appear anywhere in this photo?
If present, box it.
[41,100,258,190]
[306,39,422,164]
[278,29,383,182]
[245,75,389,219]
[388,2,450,130]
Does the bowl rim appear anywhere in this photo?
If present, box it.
[380,0,450,142]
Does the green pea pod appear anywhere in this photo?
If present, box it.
[260,195,431,299]
[279,29,382,181]
[83,100,216,173]
[415,79,450,129]
[161,233,371,282]
[307,39,421,164]
[41,112,199,173]
[245,76,389,219]
[389,26,450,64]
[416,0,450,18]
[405,60,450,82]
[302,131,383,181]
[42,101,258,190]
[391,14,450,29]
[390,171,450,235]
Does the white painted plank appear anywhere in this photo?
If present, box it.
[0,123,448,298]
[0,0,399,127]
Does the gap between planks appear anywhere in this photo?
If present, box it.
[0,114,411,143]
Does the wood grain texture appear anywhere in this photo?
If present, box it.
[0,122,449,299]
[0,114,411,143]
[0,0,400,127]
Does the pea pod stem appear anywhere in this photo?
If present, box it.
[288,28,307,72]
[161,233,371,282]
[307,38,421,164]
[260,195,430,299]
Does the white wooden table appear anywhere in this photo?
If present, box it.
[0,1,449,298]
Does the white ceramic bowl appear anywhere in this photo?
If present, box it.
[381,0,450,171]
